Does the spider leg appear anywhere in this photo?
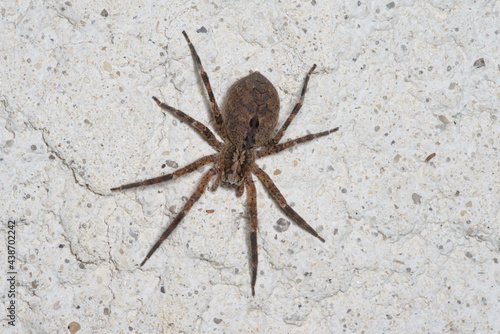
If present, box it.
[269,64,317,146]
[252,165,325,243]
[110,154,216,191]
[256,127,339,159]
[245,175,258,296]
[152,97,223,151]
[140,168,217,266]
[236,181,245,197]
[210,172,222,191]
[182,31,228,141]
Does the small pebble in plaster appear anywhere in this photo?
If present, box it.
[103,307,111,315]
[196,26,208,34]
[412,193,422,204]
[213,318,223,324]
[274,218,291,232]
[425,153,436,162]
[160,286,166,293]
[386,2,395,9]
[438,115,450,124]
[31,144,37,151]
[68,321,81,334]
[165,160,179,168]
[129,230,139,240]
[102,61,112,72]
[273,169,281,175]
[100,9,108,17]
[473,58,485,68]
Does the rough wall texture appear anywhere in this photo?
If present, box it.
[1,0,499,333]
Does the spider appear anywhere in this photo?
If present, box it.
[111,31,339,296]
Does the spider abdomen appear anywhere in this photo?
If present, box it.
[223,72,280,149]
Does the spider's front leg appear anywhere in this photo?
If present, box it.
[182,31,228,141]
[256,128,339,159]
[245,175,259,296]
[269,64,317,146]
[152,97,223,151]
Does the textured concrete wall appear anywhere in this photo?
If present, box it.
[1,0,499,333]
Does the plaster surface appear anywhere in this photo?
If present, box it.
[1,0,499,333]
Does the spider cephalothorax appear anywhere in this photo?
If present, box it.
[111,31,339,296]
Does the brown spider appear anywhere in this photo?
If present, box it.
[111,31,339,296]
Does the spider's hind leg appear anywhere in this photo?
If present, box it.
[245,175,258,296]
[140,168,217,266]
[252,165,325,243]
[110,154,216,191]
